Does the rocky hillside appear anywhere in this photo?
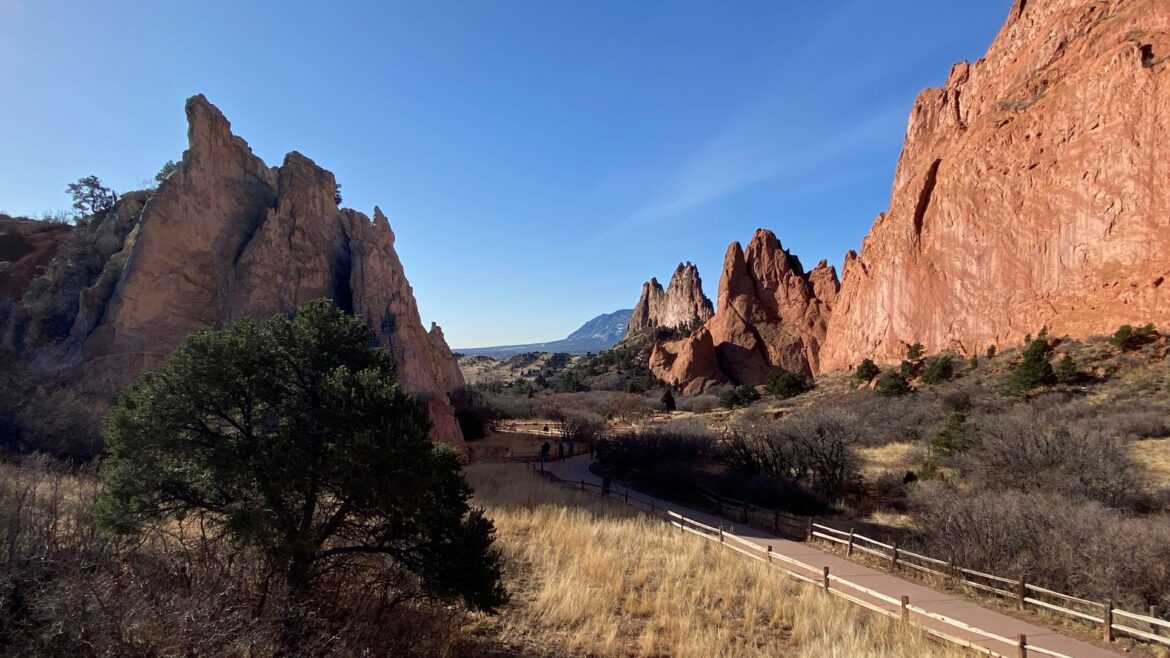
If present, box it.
[2,96,465,446]
[625,262,713,337]
[648,0,1170,391]
[649,230,838,393]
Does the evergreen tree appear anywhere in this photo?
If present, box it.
[97,299,506,611]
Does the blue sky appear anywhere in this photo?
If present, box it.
[0,0,1012,348]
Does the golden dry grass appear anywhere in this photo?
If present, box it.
[856,441,922,478]
[1132,438,1170,483]
[465,463,966,657]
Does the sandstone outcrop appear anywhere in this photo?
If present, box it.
[625,262,714,336]
[0,217,72,302]
[650,229,838,394]
[819,0,1170,370]
[6,95,465,445]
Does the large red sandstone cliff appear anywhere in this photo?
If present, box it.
[820,0,1170,370]
[625,262,714,337]
[4,96,466,445]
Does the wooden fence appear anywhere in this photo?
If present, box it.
[809,523,1170,649]
[694,485,809,539]
[523,462,1071,658]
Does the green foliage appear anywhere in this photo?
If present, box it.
[874,372,911,397]
[921,355,955,385]
[906,342,925,360]
[1055,354,1080,384]
[969,356,979,370]
[97,299,506,611]
[1110,323,1156,351]
[764,371,813,399]
[854,359,881,382]
[931,411,968,457]
[560,370,584,392]
[719,385,761,409]
[66,175,117,219]
[1004,334,1056,396]
[660,388,676,411]
[986,345,997,358]
[154,160,178,185]
[899,360,916,378]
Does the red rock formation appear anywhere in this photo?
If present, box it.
[7,96,465,446]
[625,262,714,336]
[650,229,838,393]
[0,218,71,302]
[820,0,1170,370]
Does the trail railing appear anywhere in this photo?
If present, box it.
[523,461,1080,658]
[810,522,1169,649]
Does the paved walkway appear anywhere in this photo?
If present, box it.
[544,455,1121,658]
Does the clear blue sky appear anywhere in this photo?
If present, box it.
[0,0,1012,348]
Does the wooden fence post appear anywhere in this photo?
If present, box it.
[719,526,724,543]
[806,518,813,541]
[580,479,585,491]
[1151,605,1160,636]
[650,500,655,515]
[1104,599,1114,642]
[767,545,772,564]
[624,489,629,503]
[846,528,855,557]
[822,566,830,591]
[1017,576,1026,610]
[1016,634,1027,658]
[900,595,909,623]
[948,556,956,583]
[891,542,899,571]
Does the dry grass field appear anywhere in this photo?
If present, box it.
[464,463,964,658]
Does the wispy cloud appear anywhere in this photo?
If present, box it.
[597,104,903,241]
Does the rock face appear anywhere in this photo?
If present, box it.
[7,95,465,445]
[819,0,1170,370]
[0,217,72,303]
[650,229,838,394]
[625,262,714,336]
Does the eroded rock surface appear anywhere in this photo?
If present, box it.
[650,230,838,393]
[6,96,465,445]
[626,262,714,336]
[820,0,1170,370]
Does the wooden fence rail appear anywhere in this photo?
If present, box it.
[810,522,1168,648]
[523,462,1076,658]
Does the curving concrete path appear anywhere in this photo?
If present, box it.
[544,455,1122,658]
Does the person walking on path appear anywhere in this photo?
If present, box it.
[567,440,575,457]
[540,441,551,464]
[557,442,565,461]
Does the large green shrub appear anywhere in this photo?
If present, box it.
[854,359,881,382]
[875,372,911,397]
[764,371,813,399]
[921,355,955,385]
[97,299,507,611]
[1004,334,1056,396]
[719,385,761,409]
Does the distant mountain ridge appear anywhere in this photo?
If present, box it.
[456,309,632,358]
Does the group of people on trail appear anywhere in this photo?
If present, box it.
[538,438,578,463]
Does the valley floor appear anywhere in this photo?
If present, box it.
[506,456,1124,658]
[464,462,969,658]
